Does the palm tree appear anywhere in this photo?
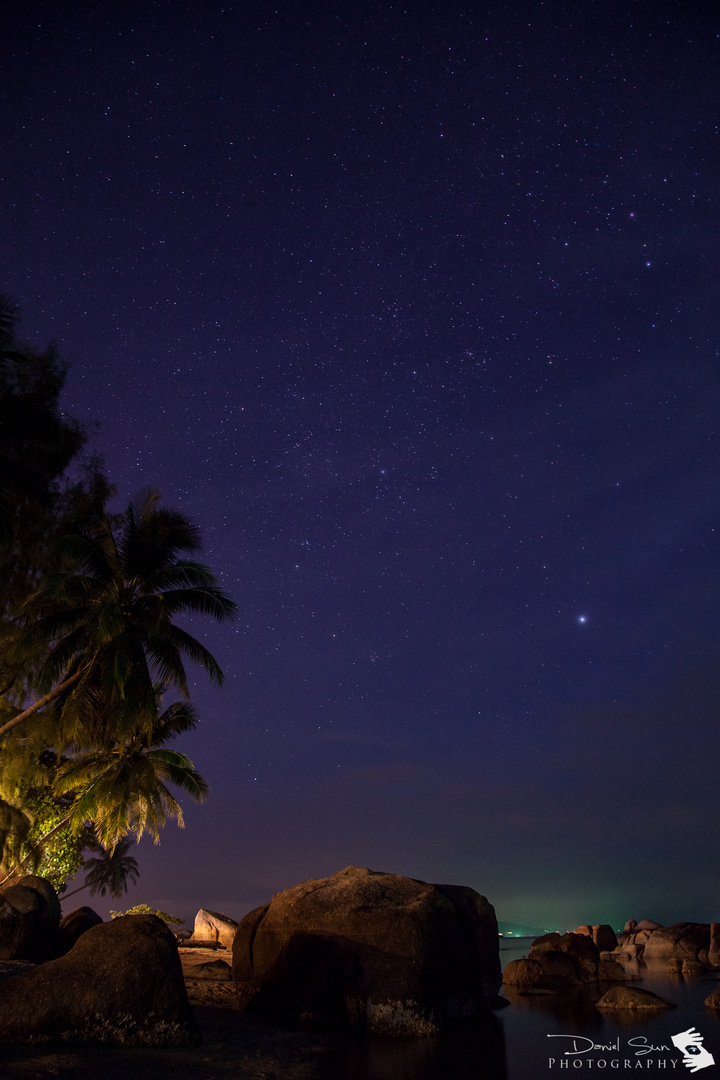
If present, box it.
[61,836,140,901]
[0,694,208,885]
[54,696,208,846]
[0,489,236,743]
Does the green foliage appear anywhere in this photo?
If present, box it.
[0,299,233,893]
[110,903,185,928]
[21,786,90,892]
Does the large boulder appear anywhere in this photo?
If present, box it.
[191,908,238,950]
[0,914,199,1045]
[232,865,501,1034]
[0,875,61,961]
[642,923,710,962]
[529,932,600,981]
[503,953,581,992]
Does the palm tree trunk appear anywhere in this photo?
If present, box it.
[0,669,83,741]
[0,814,71,887]
[59,879,90,901]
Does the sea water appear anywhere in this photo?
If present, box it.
[317,939,720,1079]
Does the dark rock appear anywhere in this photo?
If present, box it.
[596,986,675,1010]
[503,932,630,993]
[574,923,618,952]
[598,958,633,981]
[0,875,61,961]
[705,987,720,1009]
[682,959,707,976]
[710,923,720,967]
[503,954,580,992]
[52,906,103,957]
[232,864,501,1034]
[0,960,36,983]
[0,914,199,1046]
[529,932,600,981]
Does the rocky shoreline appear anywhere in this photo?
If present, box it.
[2,869,720,1077]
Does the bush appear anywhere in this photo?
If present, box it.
[110,903,184,928]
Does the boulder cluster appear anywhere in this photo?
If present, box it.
[613,918,720,968]
[0,864,504,1044]
[0,875,199,1046]
[503,917,720,1010]
[503,929,630,993]
[6,865,717,1043]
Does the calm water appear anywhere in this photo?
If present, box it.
[317,939,720,1079]
[3,941,720,1079]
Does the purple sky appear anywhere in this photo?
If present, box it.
[2,0,719,932]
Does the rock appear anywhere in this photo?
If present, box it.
[529,932,600,981]
[0,875,61,961]
[191,909,238,950]
[682,959,707,976]
[623,919,637,934]
[232,865,501,1034]
[642,923,710,962]
[593,925,618,952]
[503,954,580,992]
[0,914,199,1045]
[191,959,232,981]
[705,987,720,1009]
[574,924,618,952]
[0,960,36,983]
[635,919,663,931]
[598,958,632,981]
[709,923,720,967]
[503,932,630,993]
[52,906,103,957]
[596,986,675,1010]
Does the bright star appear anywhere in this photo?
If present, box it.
[578,615,587,624]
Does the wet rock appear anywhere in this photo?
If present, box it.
[503,954,580,992]
[596,986,675,1010]
[529,932,600,981]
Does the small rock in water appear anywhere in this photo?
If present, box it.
[596,986,675,1010]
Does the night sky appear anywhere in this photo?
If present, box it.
[2,1,719,932]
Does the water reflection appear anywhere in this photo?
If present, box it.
[316,1013,507,1080]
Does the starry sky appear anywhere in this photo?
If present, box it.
[2,1,719,932]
